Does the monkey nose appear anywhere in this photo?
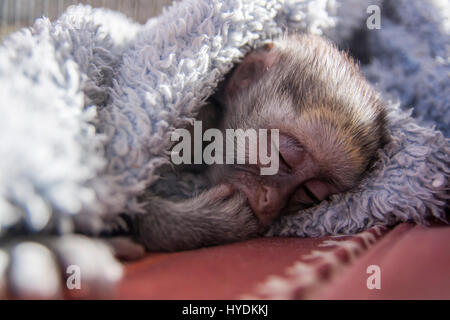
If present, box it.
[244,185,290,226]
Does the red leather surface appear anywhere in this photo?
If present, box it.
[118,223,450,299]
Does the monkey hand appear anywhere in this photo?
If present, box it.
[0,235,123,299]
[131,183,262,252]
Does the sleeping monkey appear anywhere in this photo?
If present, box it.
[0,34,388,298]
[129,34,388,251]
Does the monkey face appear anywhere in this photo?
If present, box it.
[213,34,388,227]
[221,132,343,226]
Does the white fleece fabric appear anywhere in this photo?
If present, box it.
[0,0,448,238]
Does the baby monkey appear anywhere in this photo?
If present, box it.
[131,34,388,251]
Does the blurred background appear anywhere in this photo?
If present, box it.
[0,0,173,40]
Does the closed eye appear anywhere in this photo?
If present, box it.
[302,185,320,203]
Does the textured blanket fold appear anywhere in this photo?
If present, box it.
[0,0,448,238]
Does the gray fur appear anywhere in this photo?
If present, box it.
[133,185,259,251]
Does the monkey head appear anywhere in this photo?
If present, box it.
[210,34,388,226]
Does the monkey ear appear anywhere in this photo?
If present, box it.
[225,43,277,98]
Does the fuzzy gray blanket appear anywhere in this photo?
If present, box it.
[0,0,448,242]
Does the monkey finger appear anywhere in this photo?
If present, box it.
[106,236,146,261]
